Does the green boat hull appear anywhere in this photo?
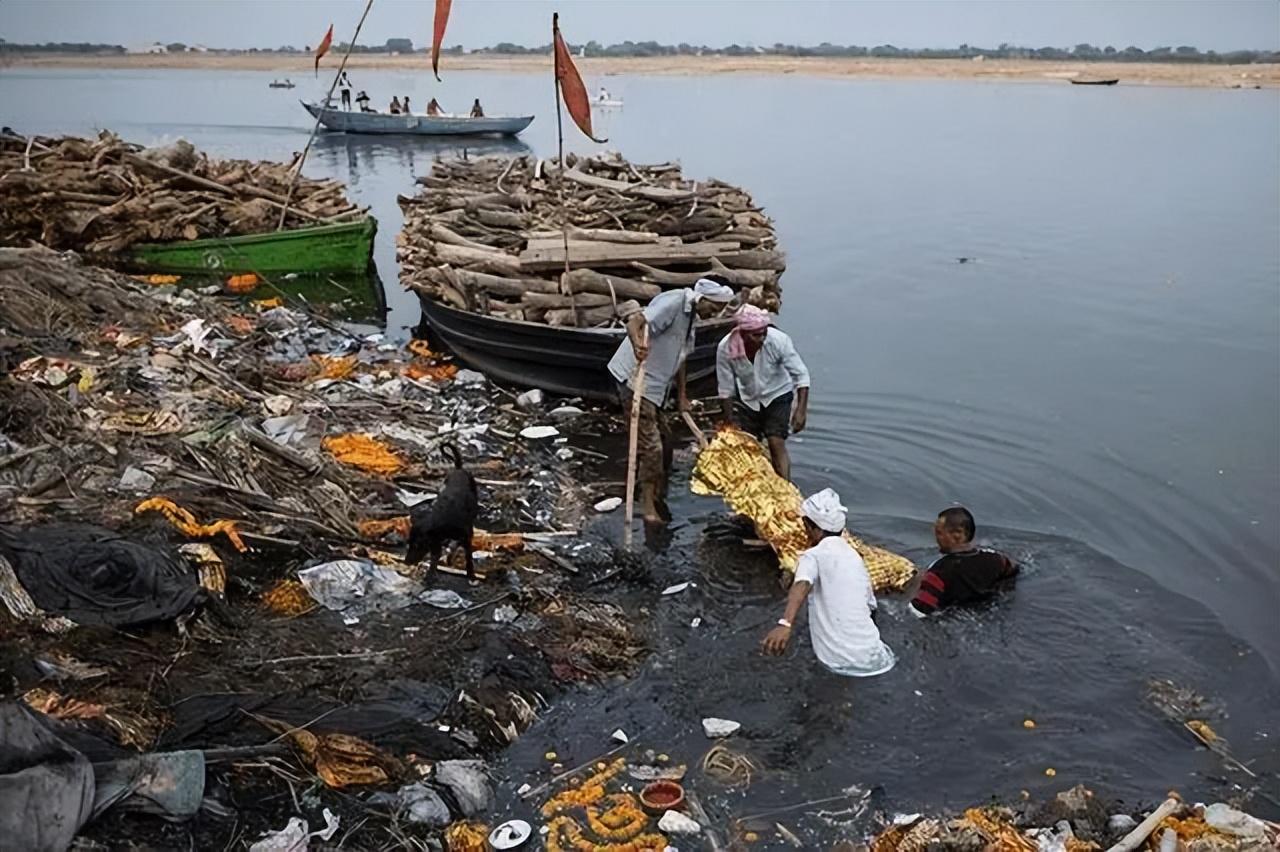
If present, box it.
[125,217,377,275]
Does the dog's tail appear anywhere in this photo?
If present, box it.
[441,442,463,469]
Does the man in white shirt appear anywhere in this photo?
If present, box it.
[716,305,811,479]
[761,488,896,678]
[609,278,736,522]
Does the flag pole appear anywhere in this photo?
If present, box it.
[276,0,375,230]
[552,13,579,325]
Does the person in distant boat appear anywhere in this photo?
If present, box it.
[389,96,402,115]
[608,278,736,524]
[598,86,610,102]
[339,72,352,110]
[427,98,443,116]
[470,99,484,118]
[761,488,896,677]
[402,96,412,115]
[355,90,371,112]
[715,304,810,480]
[909,507,1018,617]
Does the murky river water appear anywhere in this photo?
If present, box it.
[3,66,1277,832]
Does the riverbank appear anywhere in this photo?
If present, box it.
[5,51,1279,89]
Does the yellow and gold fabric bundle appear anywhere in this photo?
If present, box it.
[691,428,916,591]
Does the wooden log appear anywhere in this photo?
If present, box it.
[562,269,660,301]
[559,167,695,202]
[631,258,778,289]
[545,300,640,327]
[424,266,558,298]
[520,292,613,309]
[426,221,503,253]
[471,208,528,229]
[432,242,522,275]
[518,239,740,272]
[719,250,786,271]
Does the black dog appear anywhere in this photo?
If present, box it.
[406,443,479,582]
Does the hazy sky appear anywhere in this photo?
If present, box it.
[4,0,1278,52]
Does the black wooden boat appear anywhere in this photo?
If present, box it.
[419,299,734,400]
[1070,78,1119,86]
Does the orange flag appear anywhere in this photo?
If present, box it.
[553,13,605,143]
[432,0,452,81]
[314,24,334,76]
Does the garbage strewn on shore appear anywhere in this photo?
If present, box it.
[0,131,367,256]
[397,153,784,327]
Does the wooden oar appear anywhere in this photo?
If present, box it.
[623,328,648,547]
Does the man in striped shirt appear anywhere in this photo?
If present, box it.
[910,507,1018,617]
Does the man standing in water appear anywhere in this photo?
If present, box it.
[716,304,810,479]
[609,278,736,523]
[910,507,1018,617]
[762,488,896,677]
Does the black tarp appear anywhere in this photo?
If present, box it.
[0,524,200,627]
[0,703,94,852]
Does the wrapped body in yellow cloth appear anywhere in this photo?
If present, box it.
[691,428,916,591]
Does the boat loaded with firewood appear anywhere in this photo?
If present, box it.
[398,153,784,399]
[0,131,375,275]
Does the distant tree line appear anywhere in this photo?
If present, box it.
[2,38,1276,64]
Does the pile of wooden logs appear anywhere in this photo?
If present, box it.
[0,131,366,256]
[397,152,784,327]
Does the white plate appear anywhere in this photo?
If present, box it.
[489,819,533,849]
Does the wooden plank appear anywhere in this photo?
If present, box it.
[518,239,741,272]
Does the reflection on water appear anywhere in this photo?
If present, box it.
[312,131,532,166]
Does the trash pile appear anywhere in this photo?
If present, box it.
[867,789,1278,852]
[0,245,652,848]
[692,427,917,589]
[397,152,785,327]
[0,130,367,256]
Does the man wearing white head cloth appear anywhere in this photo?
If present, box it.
[762,488,896,677]
[608,277,735,522]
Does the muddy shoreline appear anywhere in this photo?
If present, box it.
[5,52,1279,89]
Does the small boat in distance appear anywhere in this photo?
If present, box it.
[1070,78,1119,86]
[269,79,296,89]
[302,101,534,137]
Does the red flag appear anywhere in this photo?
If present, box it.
[553,13,605,143]
[431,0,452,81]
[314,24,333,77]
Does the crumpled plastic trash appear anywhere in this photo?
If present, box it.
[179,318,215,357]
[298,559,470,621]
[118,465,156,492]
[262,413,314,447]
[92,749,206,821]
[454,369,487,386]
[593,497,622,513]
[0,703,94,851]
[492,605,519,624]
[249,810,340,852]
[702,717,741,738]
[519,425,559,440]
[435,759,494,817]
[369,782,451,827]
[1203,803,1266,839]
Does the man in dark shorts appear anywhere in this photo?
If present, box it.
[910,506,1019,617]
[715,305,810,479]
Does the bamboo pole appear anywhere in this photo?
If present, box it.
[623,327,649,548]
[551,13,580,325]
[1105,799,1180,852]
[276,0,376,230]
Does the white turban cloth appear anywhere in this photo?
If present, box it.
[692,278,735,303]
[801,488,848,533]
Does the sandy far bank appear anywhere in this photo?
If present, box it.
[5,52,1279,89]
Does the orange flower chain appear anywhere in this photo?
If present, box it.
[322,433,406,476]
[135,497,247,552]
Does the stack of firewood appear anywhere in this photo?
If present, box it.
[397,152,784,327]
[0,131,365,256]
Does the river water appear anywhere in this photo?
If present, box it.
[3,67,1278,830]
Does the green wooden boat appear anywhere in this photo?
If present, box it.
[125,217,376,275]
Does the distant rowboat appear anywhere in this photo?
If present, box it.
[125,218,376,275]
[302,101,534,137]
[1070,78,1119,86]
[269,80,296,89]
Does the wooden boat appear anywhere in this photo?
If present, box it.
[1070,78,1119,86]
[125,217,377,275]
[269,80,296,89]
[419,298,734,400]
[302,101,534,137]
[592,98,624,108]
